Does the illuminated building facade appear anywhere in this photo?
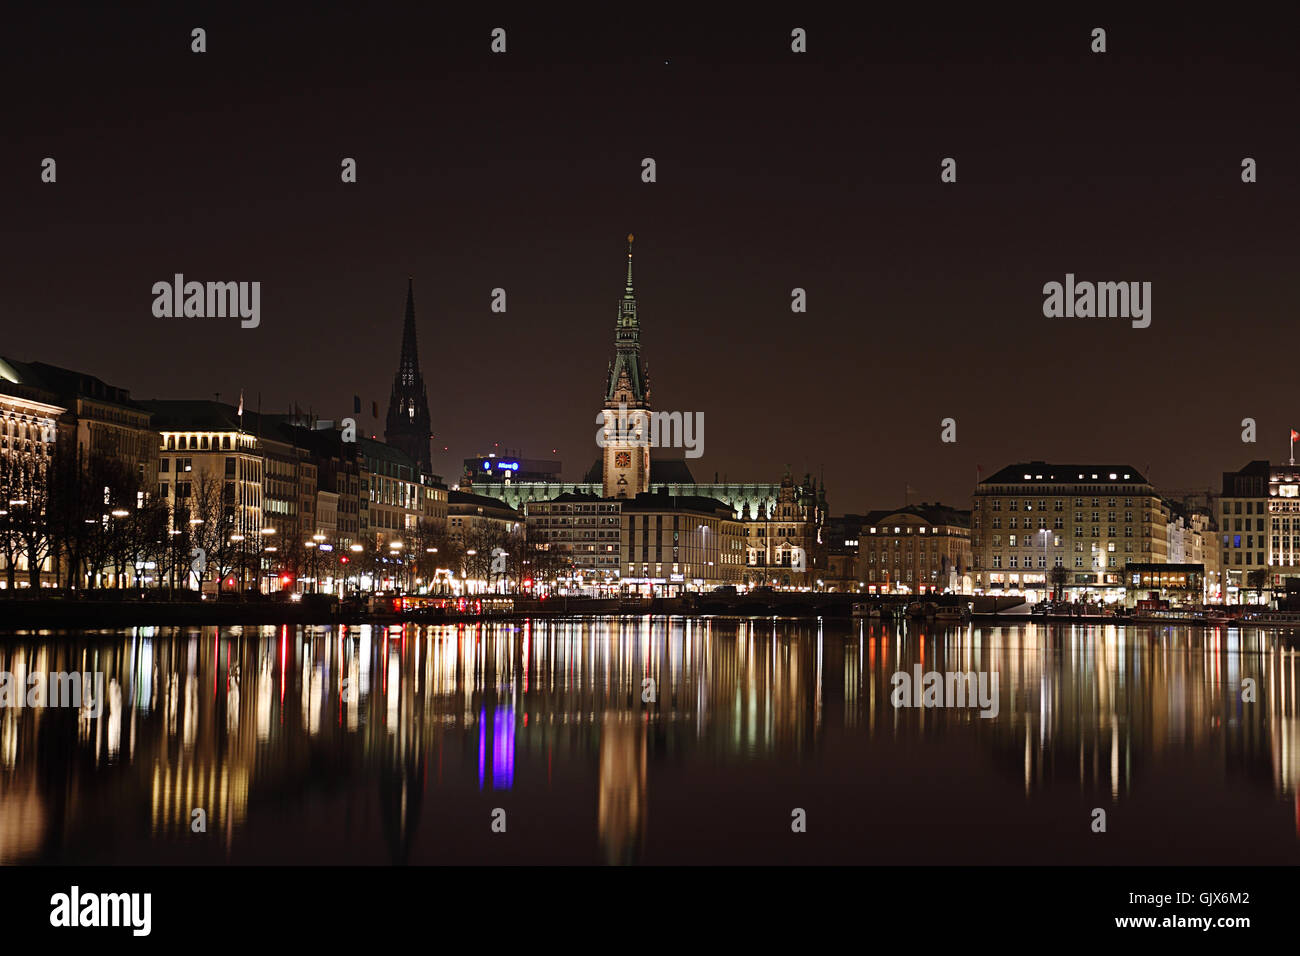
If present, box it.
[360,436,446,549]
[971,462,1168,600]
[446,490,521,550]
[143,403,268,587]
[524,492,622,583]
[857,502,972,594]
[0,378,64,588]
[1220,459,1300,598]
[742,471,828,589]
[619,491,746,594]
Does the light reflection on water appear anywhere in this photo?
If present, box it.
[0,617,1297,864]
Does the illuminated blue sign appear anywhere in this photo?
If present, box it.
[496,461,519,471]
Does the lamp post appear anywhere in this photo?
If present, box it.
[230,534,246,596]
[309,533,325,594]
[349,543,363,598]
[1039,528,1050,601]
[389,540,403,593]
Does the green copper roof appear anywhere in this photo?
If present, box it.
[606,235,647,403]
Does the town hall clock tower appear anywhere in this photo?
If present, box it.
[601,235,651,498]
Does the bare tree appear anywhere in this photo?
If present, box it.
[0,449,41,591]
[189,474,237,598]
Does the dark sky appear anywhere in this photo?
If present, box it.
[5,5,1297,510]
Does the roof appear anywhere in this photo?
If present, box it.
[650,458,697,484]
[448,490,521,518]
[862,502,971,528]
[137,399,243,430]
[582,456,698,485]
[980,461,1148,486]
[620,490,736,516]
[1,356,143,410]
[534,491,605,504]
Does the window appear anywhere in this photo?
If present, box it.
[160,458,169,473]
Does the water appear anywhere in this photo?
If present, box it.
[1,617,1297,865]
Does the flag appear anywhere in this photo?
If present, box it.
[1291,430,1298,442]
[237,390,244,416]
[372,401,379,418]
[353,395,361,414]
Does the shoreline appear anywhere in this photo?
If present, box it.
[2,598,1294,632]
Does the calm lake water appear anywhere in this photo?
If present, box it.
[1,617,1297,865]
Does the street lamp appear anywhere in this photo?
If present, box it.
[389,541,404,593]
[349,543,364,596]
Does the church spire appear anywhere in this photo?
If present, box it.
[385,277,433,476]
[625,233,635,296]
[398,277,419,387]
[606,234,647,403]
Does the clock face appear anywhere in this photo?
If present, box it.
[615,452,631,468]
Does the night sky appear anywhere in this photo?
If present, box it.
[5,5,1297,509]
